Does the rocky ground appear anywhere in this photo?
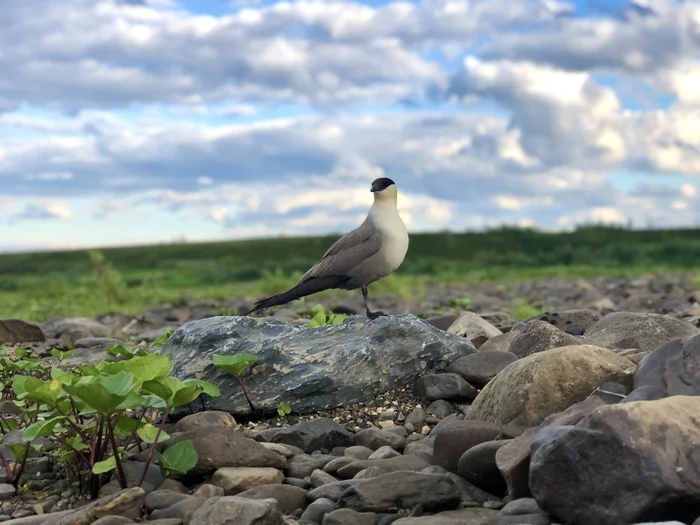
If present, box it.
[0,274,699,524]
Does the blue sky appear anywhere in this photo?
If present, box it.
[1,0,700,252]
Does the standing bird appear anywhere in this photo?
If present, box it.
[248,177,409,319]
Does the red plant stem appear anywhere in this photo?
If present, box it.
[89,417,103,467]
[11,443,31,488]
[54,403,91,445]
[237,377,255,412]
[107,416,127,489]
[0,452,13,484]
[136,406,170,488]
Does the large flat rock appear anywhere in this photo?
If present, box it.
[158,314,476,415]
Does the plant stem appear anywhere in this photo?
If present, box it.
[12,443,31,489]
[107,416,127,490]
[237,377,255,412]
[0,452,14,485]
[136,406,170,488]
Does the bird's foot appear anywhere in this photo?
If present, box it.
[366,309,387,320]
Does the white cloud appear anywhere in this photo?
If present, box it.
[3,0,700,251]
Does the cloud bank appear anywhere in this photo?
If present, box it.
[2,0,700,252]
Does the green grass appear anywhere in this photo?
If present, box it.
[2,225,700,321]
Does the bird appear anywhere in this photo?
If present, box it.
[247,177,409,319]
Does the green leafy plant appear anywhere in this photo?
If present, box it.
[306,310,347,327]
[276,401,292,417]
[213,353,257,412]
[447,296,473,308]
[9,350,219,498]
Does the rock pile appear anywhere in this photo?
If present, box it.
[2,279,700,524]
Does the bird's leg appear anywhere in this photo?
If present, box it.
[362,286,387,320]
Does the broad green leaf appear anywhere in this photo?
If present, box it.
[152,329,173,347]
[63,376,129,415]
[2,419,18,431]
[114,416,141,434]
[141,379,174,402]
[182,379,221,398]
[23,416,64,442]
[13,348,28,359]
[100,371,135,397]
[329,314,347,325]
[92,456,117,475]
[102,354,171,385]
[7,443,34,459]
[137,423,170,444]
[171,385,206,408]
[50,368,72,382]
[69,436,89,452]
[141,394,167,411]
[12,375,43,398]
[159,440,198,475]
[212,353,257,377]
[306,311,326,327]
[50,348,73,361]
[114,391,144,411]
[22,378,65,406]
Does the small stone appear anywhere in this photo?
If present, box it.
[0,485,14,501]
[446,352,519,389]
[415,373,477,402]
[90,517,135,525]
[164,426,286,474]
[145,490,192,512]
[211,467,284,495]
[447,312,503,348]
[500,498,546,516]
[353,429,406,451]
[54,487,145,524]
[368,446,401,460]
[405,407,427,429]
[300,497,336,523]
[286,454,335,479]
[432,420,503,472]
[173,411,237,433]
[192,484,225,498]
[337,471,461,512]
[188,496,283,525]
[343,446,373,461]
[149,497,208,520]
[0,319,45,344]
[237,484,309,514]
[323,508,378,525]
[425,400,453,418]
[310,469,338,487]
[255,418,354,453]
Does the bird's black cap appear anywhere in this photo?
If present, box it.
[370,177,396,192]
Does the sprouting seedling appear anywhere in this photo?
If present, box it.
[213,353,257,412]
[306,311,347,327]
[277,401,292,417]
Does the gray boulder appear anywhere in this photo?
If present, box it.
[158,315,476,415]
[585,312,699,352]
[530,396,700,525]
[188,496,283,525]
[633,331,700,398]
[337,471,462,512]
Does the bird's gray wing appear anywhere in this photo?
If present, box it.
[298,220,382,282]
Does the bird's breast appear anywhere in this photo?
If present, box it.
[376,215,409,271]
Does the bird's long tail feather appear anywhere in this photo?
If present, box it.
[248,275,351,314]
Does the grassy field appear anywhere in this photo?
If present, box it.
[2,225,700,321]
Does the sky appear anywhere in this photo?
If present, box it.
[2,0,700,253]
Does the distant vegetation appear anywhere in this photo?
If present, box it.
[2,225,700,320]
